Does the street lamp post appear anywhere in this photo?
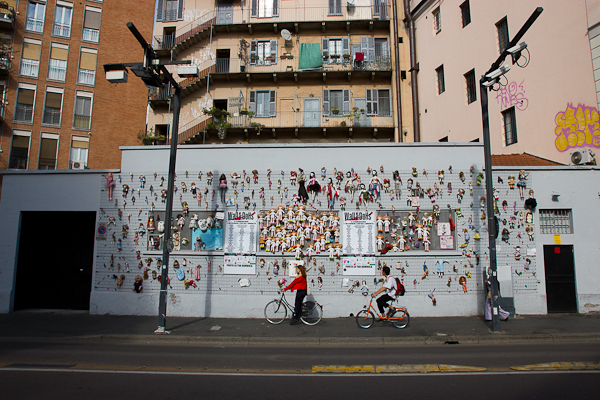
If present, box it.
[480,7,543,332]
[104,23,197,333]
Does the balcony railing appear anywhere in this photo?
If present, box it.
[20,58,40,77]
[226,110,393,129]
[77,69,96,85]
[0,57,9,73]
[25,17,44,32]
[9,155,28,170]
[53,22,71,37]
[48,61,67,81]
[73,114,91,129]
[205,55,392,75]
[155,34,174,51]
[42,108,61,125]
[148,85,172,101]
[82,28,99,43]
[164,4,390,50]
[38,157,56,170]
[14,104,34,123]
[0,4,15,29]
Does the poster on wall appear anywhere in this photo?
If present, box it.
[342,211,376,255]
[342,256,377,275]
[224,255,256,275]
[437,222,451,236]
[223,211,258,254]
[191,213,224,251]
[439,235,454,249]
[288,259,305,277]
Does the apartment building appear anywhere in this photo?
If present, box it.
[150,0,413,144]
[407,0,600,165]
[0,0,154,174]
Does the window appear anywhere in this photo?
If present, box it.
[53,1,73,37]
[25,1,46,33]
[539,209,573,234]
[42,87,64,126]
[502,107,517,145]
[323,89,350,116]
[465,69,476,104]
[14,83,36,124]
[250,40,277,65]
[249,90,276,117]
[366,89,391,117]
[328,0,342,16]
[460,1,471,27]
[436,65,445,94]
[322,38,349,64]
[251,0,279,18]
[157,0,184,22]
[496,17,509,53]
[9,130,31,169]
[82,6,102,43]
[48,42,68,81]
[433,7,441,33]
[78,48,97,85]
[73,91,93,129]
[20,38,42,78]
[69,136,89,169]
[38,132,59,170]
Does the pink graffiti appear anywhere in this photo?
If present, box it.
[495,80,528,111]
[554,103,600,152]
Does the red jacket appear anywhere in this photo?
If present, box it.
[284,276,307,292]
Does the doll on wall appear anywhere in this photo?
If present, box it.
[219,173,227,203]
[307,172,321,203]
[132,275,143,293]
[368,171,383,200]
[517,170,529,200]
[297,169,309,204]
[103,173,116,200]
[326,178,336,209]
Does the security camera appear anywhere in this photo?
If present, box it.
[507,42,527,55]
[485,65,511,80]
[482,80,496,88]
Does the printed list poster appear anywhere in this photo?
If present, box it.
[224,211,258,255]
[342,211,376,255]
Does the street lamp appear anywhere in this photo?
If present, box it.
[104,22,198,334]
[480,7,543,332]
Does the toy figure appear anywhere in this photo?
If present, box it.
[219,173,227,202]
[122,184,129,198]
[147,215,155,232]
[438,170,444,184]
[181,181,187,193]
[297,169,309,204]
[517,170,529,200]
[508,175,515,189]
[368,171,383,200]
[252,169,259,184]
[206,172,213,186]
[307,172,321,203]
[133,275,143,293]
[326,178,336,209]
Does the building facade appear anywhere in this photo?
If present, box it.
[0,0,154,180]
[408,0,600,165]
[149,0,414,144]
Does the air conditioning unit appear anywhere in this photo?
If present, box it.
[72,161,86,170]
[570,149,596,165]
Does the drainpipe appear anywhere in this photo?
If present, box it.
[392,0,403,142]
[204,24,214,144]
[403,0,420,142]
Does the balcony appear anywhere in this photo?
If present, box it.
[82,28,99,43]
[14,104,34,124]
[148,85,173,108]
[179,109,394,144]
[48,61,67,81]
[73,114,91,130]
[53,22,71,37]
[0,4,15,30]
[38,157,56,170]
[25,17,44,33]
[20,59,40,78]
[42,108,61,126]
[0,56,9,76]
[77,69,96,85]
[157,4,391,55]
[9,155,28,169]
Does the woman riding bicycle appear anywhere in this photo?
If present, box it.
[283,264,307,325]
[371,266,397,319]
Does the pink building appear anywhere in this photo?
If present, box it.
[407,0,600,165]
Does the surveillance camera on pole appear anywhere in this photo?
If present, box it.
[485,65,511,80]
[508,42,528,65]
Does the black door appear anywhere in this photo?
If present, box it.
[544,245,577,313]
[14,211,96,311]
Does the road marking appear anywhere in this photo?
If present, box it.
[511,362,600,371]
[312,364,486,374]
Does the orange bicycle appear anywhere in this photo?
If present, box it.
[355,297,409,329]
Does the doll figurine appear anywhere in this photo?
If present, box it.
[133,275,143,293]
[307,172,321,203]
[147,214,156,232]
[517,170,529,200]
[297,169,309,204]
[326,178,336,209]
[368,171,383,200]
[206,171,213,186]
[219,173,227,203]
[230,172,240,188]
[103,173,116,200]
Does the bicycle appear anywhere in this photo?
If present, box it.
[264,291,323,325]
[355,297,409,329]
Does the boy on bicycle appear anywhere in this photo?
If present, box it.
[372,266,397,318]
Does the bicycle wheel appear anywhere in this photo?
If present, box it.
[300,301,322,325]
[355,310,375,329]
[264,300,287,324]
[390,310,410,329]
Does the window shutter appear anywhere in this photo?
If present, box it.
[177,0,184,20]
[342,38,350,56]
[366,89,373,115]
[372,89,378,115]
[157,0,163,21]
[270,39,278,64]
[361,37,368,59]
[269,91,276,117]
[250,41,257,64]
[45,92,62,109]
[367,37,375,62]
[323,90,330,116]
[80,51,97,70]
[84,9,102,30]
[272,0,278,16]
[18,89,35,105]
[251,0,257,17]
[322,38,329,60]
[22,42,42,60]
[343,89,350,115]
[249,91,256,115]
[50,45,69,61]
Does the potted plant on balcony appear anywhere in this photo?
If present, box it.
[330,54,340,60]
[343,53,351,59]
[203,106,231,139]
[239,37,249,72]
[322,51,329,60]
[286,53,294,59]
[331,106,340,115]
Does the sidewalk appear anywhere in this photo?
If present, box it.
[1,310,599,345]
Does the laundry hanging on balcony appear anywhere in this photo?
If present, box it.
[298,43,323,70]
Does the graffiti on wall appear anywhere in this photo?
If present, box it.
[554,103,600,152]
[184,9,211,21]
[495,81,528,111]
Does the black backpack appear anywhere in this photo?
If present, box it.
[394,277,405,297]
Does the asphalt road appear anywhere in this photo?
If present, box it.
[1,339,600,399]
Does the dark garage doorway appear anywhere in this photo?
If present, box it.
[14,211,96,311]
[544,245,577,313]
